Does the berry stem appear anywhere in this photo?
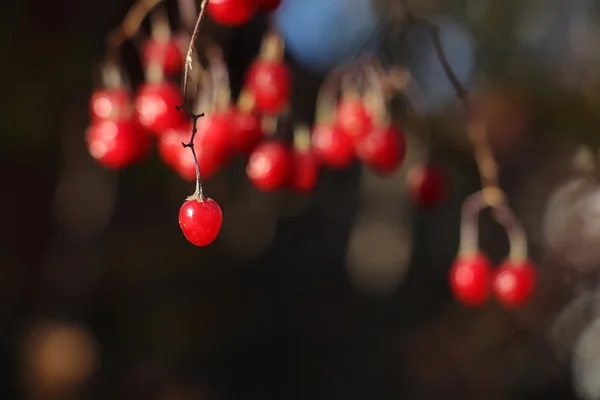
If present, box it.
[181,111,206,200]
[458,191,485,256]
[492,204,528,261]
[315,70,343,125]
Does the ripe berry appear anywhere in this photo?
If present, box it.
[492,259,537,308]
[356,125,406,174]
[407,164,449,208]
[134,81,185,133]
[247,141,292,191]
[179,197,223,246]
[245,61,291,114]
[158,126,182,168]
[449,252,493,306]
[311,124,355,169]
[141,37,183,75]
[89,87,132,122]
[257,0,282,12]
[335,98,372,141]
[229,107,262,154]
[207,0,257,26]
[86,119,150,169]
[290,149,319,193]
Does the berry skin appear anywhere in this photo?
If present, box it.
[89,87,132,122]
[141,37,183,75]
[245,61,291,114]
[449,252,493,306]
[407,164,449,208]
[290,149,319,193]
[311,124,355,169]
[335,98,373,141]
[492,259,537,308]
[207,0,257,26]
[356,125,406,174]
[86,119,150,169]
[246,141,292,191]
[257,0,282,12]
[179,197,223,246]
[134,81,185,133]
[229,108,263,154]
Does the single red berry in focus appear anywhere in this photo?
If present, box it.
[335,98,372,141]
[86,119,150,169]
[247,141,292,191]
[492,259,537,308]
[290,150,319,193]
[229,108,262,154]
[311,124,355,169]
[134,81,185,133]
[207,0,257,26]
[407,164,449,208]
[257,0,281,12]
[141,37,183,75]
[89,87,132,122]
[449,252,493,306]
[356,125,406,174]
[179,197,223,246]
[245,61,291,114]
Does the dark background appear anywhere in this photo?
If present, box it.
[2,0,600,399]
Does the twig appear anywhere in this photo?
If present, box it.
[182,111,206,200]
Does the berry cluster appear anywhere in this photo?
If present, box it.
[448,191,537,308]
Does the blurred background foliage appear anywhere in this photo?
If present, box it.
[3,0,600,399]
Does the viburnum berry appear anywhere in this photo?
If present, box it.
[407,164,449,208]
[179,196,223,246]
[229,107,262,154]
[257,0,282,12]
[335,97,373,141]
[245,60,291,114]
[492,258,537,308]
[247,140,292,191]
[311,124,355,169]
[141,37,183,76]
[207,0,257,26]
[134,81,185,133]
[449,252,493,306]
[290,149,319,193]
[86,119,151,169]
[89,87,132,122]
[356,125,406,174]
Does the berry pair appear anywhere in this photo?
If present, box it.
[207,0,282,27]
[448,191,537,308]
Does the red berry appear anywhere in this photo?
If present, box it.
[257,0,281,12]
[207,0,257,26]
[492,259,537,308]
[134,81,185,133]
[86,119,150,169]
[356,125,406,174]
[179,197,223,246]
[89,87,132,122]
[141,37,183,75]
[407,164,448,207]
[449,252,493,306]
[311,124,355,169]
[246,141,292,191]
[229,108,262,154]
[335,98,372,141]
[158,126,182,168]
[290,150,319,193]
[245,61,291,114]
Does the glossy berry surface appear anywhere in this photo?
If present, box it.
[449,252,493,306]
[290,150,319,193]
[335,98,372,141]
[229,108,262,154]
[311,124,355,169]
[89,87,132,122]
[86,119,150,169]
[492,259,537,308]
[246,141,291,191]
[134,81,185,133]
[179,197,223,246]
[257,0,282,12]
[207,0,257,26]
[141,37,183,75]
[356,125,406,174]
[245,61,291,114]
[407,164,449,207]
